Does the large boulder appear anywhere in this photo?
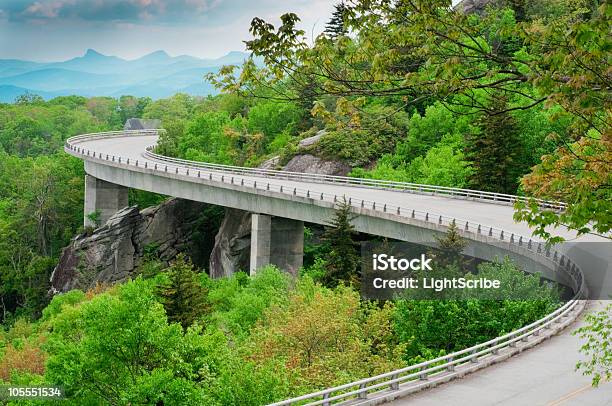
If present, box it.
[51,198,208,293]
[283,154,351,176]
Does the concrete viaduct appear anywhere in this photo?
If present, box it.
[66,130,611,405]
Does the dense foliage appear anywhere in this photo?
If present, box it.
[0,261,560,404]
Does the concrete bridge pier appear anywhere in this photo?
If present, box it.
[250,214,304,276]
[84,174,128,227]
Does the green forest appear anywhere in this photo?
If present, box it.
[0,0,610,404]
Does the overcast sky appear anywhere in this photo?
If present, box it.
[0,0,336,61]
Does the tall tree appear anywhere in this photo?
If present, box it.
[325,2,349,39]
[158,255,209,330]
[433,221,469,270]
[322,197,360,287]
[466,96,525,194]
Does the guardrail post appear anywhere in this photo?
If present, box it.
[390,373,399,390]
[425,213,429,221]
[293,188,296,195]
[165,166,168,172]
[477,224,481,234]
[419,367,428,380]
[510,234,514,243]
[358,383,367,399]
[372,202,375,209]
[518,236,523,246]
[198,171,201,178]
[439,215,442,225]
[384,204,387,212]
[491,345,499,355]
[267,183,270,191]
[231,176,234,184]
[500,231,504,240]
[135,160,138,166]
[412,210,415,218]
[447,357,455,371]
[488,228,493,236]
[321,193,324,200]
[280,186,283,192]
[397,207,400,215]
[471,348,479,363]
[322,392,331,406]
[186,169,189,175]
[465,221,469,231]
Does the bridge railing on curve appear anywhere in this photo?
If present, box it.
[66,129,565,210]
[143,146,566,211]
[65,130,586,405]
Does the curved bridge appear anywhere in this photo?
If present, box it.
[65,130,610,405]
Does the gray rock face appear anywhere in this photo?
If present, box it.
[208,208,251,278]
[259,155,280,169]
[51,198,207,293]
[124,118,161,130]
[298,129,326,148]
[283,154,351,176]
[455,0,497,14]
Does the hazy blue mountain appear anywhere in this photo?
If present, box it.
[46,49,127,74]
[0,49,253,102]
[0,68,122,92]
[0,59,45,77]
[0,85,70,103]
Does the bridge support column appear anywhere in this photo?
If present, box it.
[250,214,271,274]
[250,214,303,276]
[84,174,128,228]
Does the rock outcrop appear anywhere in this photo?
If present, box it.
[298,129,326,148]
[208,208,252,278]
[283,154,351,176]
[51,198,208,293]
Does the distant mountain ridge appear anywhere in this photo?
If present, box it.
[0,49,254,102]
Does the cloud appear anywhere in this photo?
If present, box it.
[3,0,222,23]
[0,0,335,61]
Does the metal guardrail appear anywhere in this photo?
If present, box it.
[68,129,565,209]
[142,146,566,211]
[65,130,586,406]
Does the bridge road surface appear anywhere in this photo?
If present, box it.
[73,134,612,405]
[389,300,612,406]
